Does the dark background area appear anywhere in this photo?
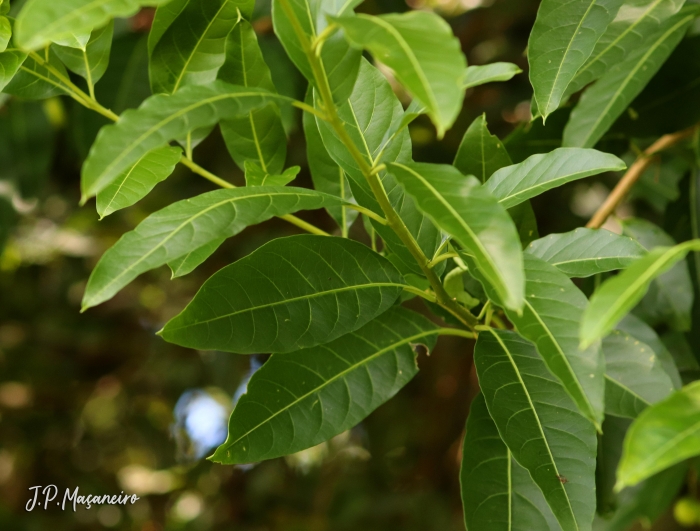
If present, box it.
[0,0,696,529]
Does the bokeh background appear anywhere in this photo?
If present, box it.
[1,0,698,529]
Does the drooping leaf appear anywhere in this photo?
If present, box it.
[53,20,113,84]
[95,145,182,218]
[460,393,561,531]
[526,228,646,278]
[484,148,625,209]
[244,161,299,187]
[316,60,443,277]
[3,47,68,99]
[303,89,356,232]
[475,328,597,531]
[618,313,682,389]
[387,162,525,312]
[563,6,697,148]
[147,0,189,55]
[160,235,406,354]
[0,16,10,53]
[81,187,343,309]
[80,81,283,200]
[603,330,675,419]
[528,0,624,119]
[271,0,361,104]
[504,254,605,429]
[563,0,686,101]
[218,20,287,175]
[0,48,26,92]
[149,0,241,95]
[210,307,437,463]
[580,240,700,349]
[463,62,522,90]
[622,218,694,331]
[616,380,700,489]
[168,238,225,278]
[14,0,171,51]
[454,114,512,183]
[332,11,467,136]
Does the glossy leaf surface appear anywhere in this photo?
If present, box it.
[617,380,700,489]
[160,235,405,353]
[210,307,437,463]
[388,161,525,311]
[80,81,281,200]
[96,145,182,218]
[526,228,646,278]
[332,11,467,136]
[82,187,343,309]
[504,254,605,428]
[485,148,625,209]
[581,240,700,349]
[461,393,560,531]
[475,328,597,531]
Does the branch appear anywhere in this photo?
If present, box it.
[587,125,698,229]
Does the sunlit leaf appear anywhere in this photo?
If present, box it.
[332,11,466,136]
[95,145,182,218]
[526,228,646,278]
[484,148,625,209]
[82,187,343,309]
[504,254,605,429]
[463,62,522,90]
[53,21,113,84]
[581,240,700,349]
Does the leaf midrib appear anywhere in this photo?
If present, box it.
[222,328,440,455]
[85,190,327,305]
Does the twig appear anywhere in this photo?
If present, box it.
[587,125,698,229]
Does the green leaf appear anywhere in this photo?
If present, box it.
[463,62,522,90]
[580,240,700,349]
[244,161,299,187]
[509,200,540,248]
[603,330,675,419]
[80,81,283,200]
[210,306,437,463]
[316,60,442,277]
[0,48,26,93]
[53,21,113,84]
[81,187,343,310]
[332,11,467,136]
[14,0,171,50]
[563,0,686,101]
[528,0,624,119]
[622,218,694,331]
[149,0,241,95]
[460,392,561,531]
[50,29,90,49]
[616,380,700,489]
[504,254,605,429]
[303,89,356,232]
[484,148,625,209]
[3,47,68,99]
[95,145,182,218]
[160,234,406,353]
[387,162,525,312]
[0,16,10,53]
[272,0,361,104]
[618,313,682,390]
[475,328,597,531]
[218,20,287,175]
[148,0,188,55]
[0,0,9,16]
[525,228,646,278]
[563,6,697,148]
[454,114,512,184]
[168,238,225,278]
